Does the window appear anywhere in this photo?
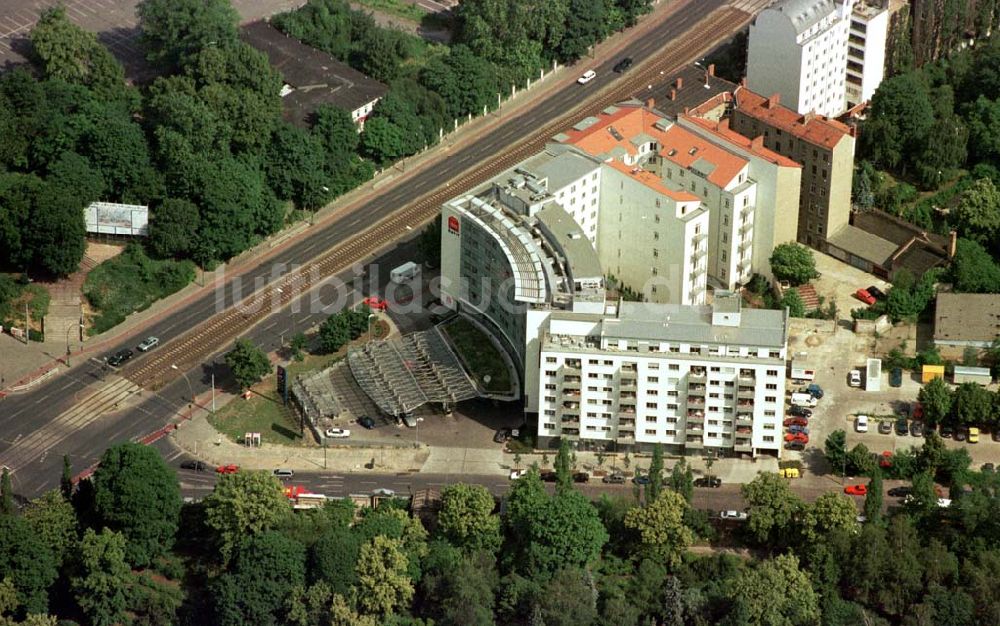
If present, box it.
[545,370,556,376]
[765,395,776,403]
[545,357,556,363]
[545,384,556,390]
[645,429,657,435]
[646,402,658,409]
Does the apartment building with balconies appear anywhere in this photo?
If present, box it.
[534,292,789,458]
[746,0,854,118]
[846,0,891,107]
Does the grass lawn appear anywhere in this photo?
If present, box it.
[443,317,512,393]
[209,389,308,446]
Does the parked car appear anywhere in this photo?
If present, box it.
[215,464,239,474]
[325,428,351,438]
[788,406,813,418]
[632,475,651,485]
[783,417,809,427]
[982,463,995,473]
[357,416,377,429]
[694,476,722,488]
[788,425,810,435]
[855,415,869,433]
[801,383,824,399]
[493,428,512,444]
[362,296,388,311]
[573,472,590,483]
[879,451,893,468]
[509,469,528,480]
[895,417,909,436]
[909,421,924,438]
[993,429,1000,442]
[790,392,818,408]
[540,471,558,482]
[577,69,597,84]
[878,420,893,434]
[888,487,912,497]
[849,369,862,387]
[613,56,634,73]
[136,336,159,352]
[180,460,206,472]
[854,288,877,305]
[784,441,806,451]
[955,428,967,442]
[969,427,981,443]
[890,367,903,387]
[941,425,954,438]
[911,402,924,420]
[273,468,294,478]
[720,510,748,521]
[602,473,626,484]
[844,484,868,496]
[867,285,887,300]
[372,488,395,497]
[784,432,809,444]
[107,349,134,367]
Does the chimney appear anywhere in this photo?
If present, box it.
[949,230,957,259]
[740,77,747,88]
[751,136,764,151]
[704,70,710,86]
[675,77,683,90]
[766,93,780,108]
[708,63,716,77]
[803,111,815,124]
[645,97,655,109]
[669,89,676,101]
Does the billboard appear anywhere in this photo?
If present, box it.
[84,202,149,237]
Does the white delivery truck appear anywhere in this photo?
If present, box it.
[390,261,420,284]
[790,392,818,408]
[789,358,816,382]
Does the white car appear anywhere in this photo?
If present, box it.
[849,369,862,387]
[855,414,869,433]
[720,510,748,521]
[577,70,597,84]
[372,488,395,497]
[136,336,159,352]
[324,428,351,438]
[509,469,528,480]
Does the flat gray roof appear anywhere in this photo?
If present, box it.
[535,204,603,280]
[521,146,600,193]
[934,293,1000,343]
[828,224,898,265]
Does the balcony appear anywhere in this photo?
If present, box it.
[685,437,704,449]
[734,441,752,453]
[617,435,635,445]
[687,396,705,408]
[620,378,637,389]
[687,409,705,419]
[561,415,580,425]
[618,417,635,427]
[619,396,636,406]
[740,203,754,218]
[735,426,752,436]
[688,369,706,382]
[690,248,706,264]
[618,407,636,418]
[685,422,704,435]
[739,220,754,235]
[736,416,753,428]
[737,387,755,400]
[688,384,706,395]
[738,372,755,383]
[563,428,580,438]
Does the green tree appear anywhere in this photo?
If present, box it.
[864,470,883,523]
[537,567,599,626]
[861,72,935,173]
[952,381,994,425]
[950,238,1000,293]
[355,536,414,618]
[824,429,848,476]
[646,443,664,502]
[878,516,924,616]
[137,0,239,70]
[0,516,58,614]
[22,491,77,567]
[554,439,573,493]
[847,443,875,477]
[852,160,877,209]
[741,472,803,546]
[420,45,497,119]
[668,459,693,504]
[91,442,181,566]
[437,483,501,553]
[728,554,820,626]
[312,104,359,162]
[953,177,1000,245]
[30,6,127,101]
[203,470,289,563]
[919,378,953,427]
[264,122,331,210]
[769,243,817,286]
[417,215,442,269]
[225,338,272,391]
[329,593,378,626]
[966,95,1000,164]
[310,527,361,596]
[780,289,806,317]
[60,455,73,501]
[421,546,498,626]
[0,469,12,516]
[71,528,132,626]
[558,0,607,61]
[290,332,308,361]
[213,531,306,626]
[79,106,154,201]
[800,492,858,543]
[149,198,201,259]
[623,490,693,566]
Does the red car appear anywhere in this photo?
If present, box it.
[215,464,239,474]
[783,417,809,427]
[854,289,876,305]
[879,451,893,468]
[362,296,388,311]
[844,484,868,496]
[911,402,923,420]
[784,432,809,444]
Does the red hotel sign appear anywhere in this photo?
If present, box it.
[447,215,460,235]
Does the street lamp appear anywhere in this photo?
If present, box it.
[64,323,83,366]
[367,313,377,343]
[170,364,195,410]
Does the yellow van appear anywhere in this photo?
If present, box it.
[779,468,800,479]
[969,427,980,443]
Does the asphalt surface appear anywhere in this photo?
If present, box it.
[1,0,742,499]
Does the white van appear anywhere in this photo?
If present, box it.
[390,262,420,284]
[790,392,818,408]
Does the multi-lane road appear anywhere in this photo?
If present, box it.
[1,0,773,499]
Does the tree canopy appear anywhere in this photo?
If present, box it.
[769,244,818,286]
